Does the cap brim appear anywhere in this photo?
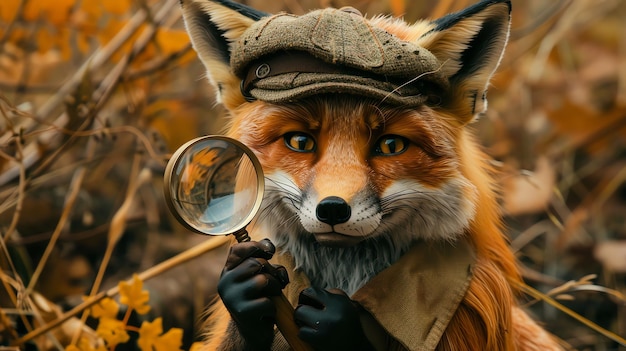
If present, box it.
[248,72,430,106]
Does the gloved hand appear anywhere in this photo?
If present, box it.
[217,239,289,350]
[294,287,375,351]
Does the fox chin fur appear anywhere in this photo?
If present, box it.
[180,0,566,350]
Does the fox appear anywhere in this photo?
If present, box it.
[179,0,566,350]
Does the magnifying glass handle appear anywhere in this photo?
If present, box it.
[232,229,314,351]
[272,294,314,351]
[232,228,252,243]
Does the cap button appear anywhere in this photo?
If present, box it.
[255,63,271,79]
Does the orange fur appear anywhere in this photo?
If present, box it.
[439,258,515,350]
[180,1,565,350]
[224,98,563,351]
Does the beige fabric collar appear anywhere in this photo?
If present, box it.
[273,239,475,351]
[352,239,475,350]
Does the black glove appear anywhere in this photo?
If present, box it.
[294,287,375,351]
[217,239,289,350]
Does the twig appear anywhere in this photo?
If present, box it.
[32,8,151,123]
[512,279,626,347]
[124,44,192,81]
[0,0,179,187]
[618,6,626,106]
[0,81,76,94]
[2,130,26,244]
[509,0,571,41]
[528,0,619,82]
[23,142,94,297]
[0,0,26,55]
[13,235,231,346]
[548,114,626,161]
[69,160,151,346]
[0,270,35,336]
[510,220,556,253]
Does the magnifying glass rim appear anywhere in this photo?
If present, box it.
[163,135,265,236]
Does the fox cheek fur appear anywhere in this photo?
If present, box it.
[229,99,478,249]
[255,129,479,246]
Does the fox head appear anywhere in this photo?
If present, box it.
[181,0,511,293]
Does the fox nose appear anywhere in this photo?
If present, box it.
[316,196,351,226]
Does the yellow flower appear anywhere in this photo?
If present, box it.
[96,317,130,348]
[137,318,183,351]
[154,328,183,351]
[66,337,107,351]
[119,274,151,315]
[90,297,120,319]
[138,318,163,351]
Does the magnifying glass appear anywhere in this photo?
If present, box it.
[163,135,263,242]
[163,135,312,351]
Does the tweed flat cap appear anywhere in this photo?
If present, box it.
[231,7,447,106]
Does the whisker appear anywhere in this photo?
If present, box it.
[265,176,301,195]
[379,60,448,105]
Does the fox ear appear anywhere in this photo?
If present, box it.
[416,0,511,123]
[180,0,268,108]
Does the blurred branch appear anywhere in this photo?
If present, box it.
[23,139,95,296]
[1,129,26,243]
[619,9,626,106]
[548,113,626,161]
[0,0,26,54]
[0,0,179,188]
[512,279,626,347]
[124,44,193,81]
[13,236,230,346]
[509,0,570,41]
[69,159,151,346]
[528,0,619,82]
[32,7,151,123]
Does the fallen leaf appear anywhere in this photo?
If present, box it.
[594,240,626,273]
[503,156,556,215]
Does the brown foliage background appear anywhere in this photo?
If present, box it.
[0,0,625,350]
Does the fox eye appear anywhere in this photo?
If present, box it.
[284,132,316,152]
[374,135,409,155]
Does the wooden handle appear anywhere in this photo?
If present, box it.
[272,294,314,351]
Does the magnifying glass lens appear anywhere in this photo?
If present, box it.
[165,137,263,235]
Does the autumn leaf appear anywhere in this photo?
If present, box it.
[118,274,151,314]
[96,317,130,348]
[155,327,184,351]
[138,318,163,351]
[75,0,104,34]
[66,337,108,351]
[102,0,132,15]
[139,318,169,351]
[23,0,75,26]
[390,0,405,17]
[155,29,191,55]
[36,28,56,54]
[138,318,183,351]
[89,297,120,319]
[0,0,20,22]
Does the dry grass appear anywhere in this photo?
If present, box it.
[0,0,625,349]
